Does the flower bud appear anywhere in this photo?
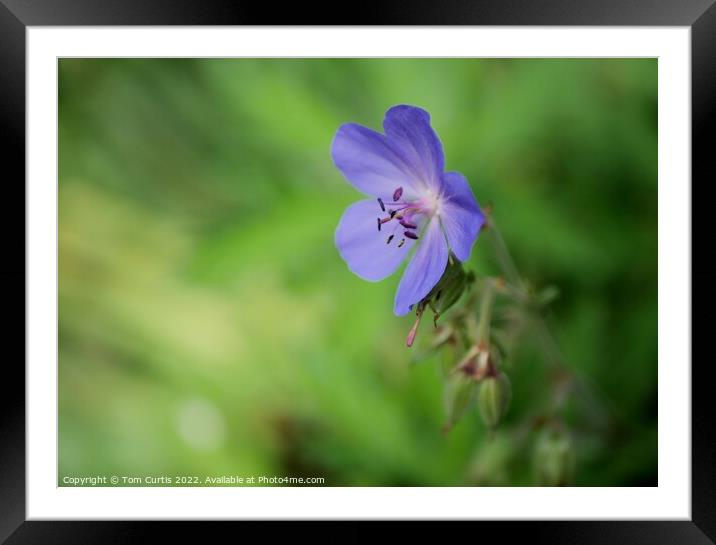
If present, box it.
[437,332,460,377]
[423,255,472,325]
[533,429,575,486]
[468,432,514,486]
[536,285,560,307]
[443,372,479,431]
[477,371,511,429]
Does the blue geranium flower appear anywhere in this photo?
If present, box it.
[332,105,485,316]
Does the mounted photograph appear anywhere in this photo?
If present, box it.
[57,57,658,488]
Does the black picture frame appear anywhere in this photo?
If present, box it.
[1,1,713,542]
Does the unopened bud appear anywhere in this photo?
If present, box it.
[422,255,472,326]
[533,429,575,486]
[468,433,514,486]
[406,314,421,347]
[443,373,479,432]
[437,331,460,377]
[405,300,427,347]
[477,371,511,429]
[536,285,560,308]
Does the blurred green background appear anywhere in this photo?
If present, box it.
[58,58,657,486]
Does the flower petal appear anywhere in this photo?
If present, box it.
[331,123,421,200]
[439,172,485,262]
[393,218,449,316]
[335,199,418,282]
[383,105,445,193]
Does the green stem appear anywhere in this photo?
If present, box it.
[486,218,526,293]
[532,314,565,370]
[485,215,609,425]
[476,279,495,346]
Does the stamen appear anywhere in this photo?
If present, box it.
[404,231,419,240]
[399,220,418,229]
[377,198,385,212]
[377,217,381,231]
[393,187,403,201]
[386,235,394,244]
[398,238,406,248]
[389,210,397,218]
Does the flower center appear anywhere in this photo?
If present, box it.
[375,186,439,248]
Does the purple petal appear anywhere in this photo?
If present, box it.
[331,123,422,200]
[393,218,449,316]
[383,105,445,193]
[438,172,485,262]
[335,199,418,282]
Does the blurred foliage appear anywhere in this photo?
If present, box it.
[58,58,657,486]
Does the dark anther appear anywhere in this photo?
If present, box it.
[386,235,394,244]
[377,198,385,212]
[399,220,417,229]
[389,210,397,218]
[393,187,403,201]
[377,218,382,231]
[398,238,406,248]
[404,231,418,240]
